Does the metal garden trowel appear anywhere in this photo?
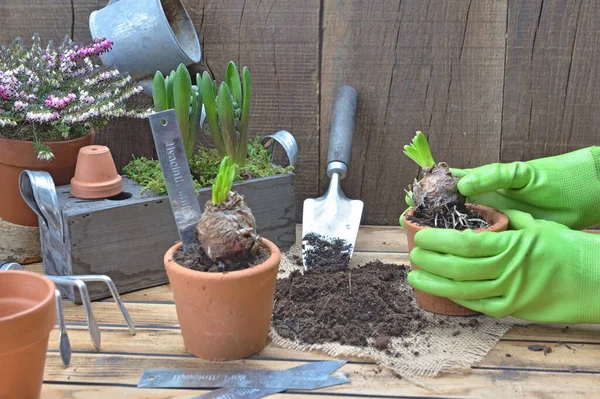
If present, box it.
[302,85,363,269]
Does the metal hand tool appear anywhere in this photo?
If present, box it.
[302,85,364,269]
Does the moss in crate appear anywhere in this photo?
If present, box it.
[123,138,294,195]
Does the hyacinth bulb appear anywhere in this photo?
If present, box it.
[195,191,261,261]
[412,162,466,214]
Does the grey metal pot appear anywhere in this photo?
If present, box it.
[89,0,202,94]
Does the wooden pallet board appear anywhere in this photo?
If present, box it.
[20,225,600,398]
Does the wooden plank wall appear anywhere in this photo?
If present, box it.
[1,0,599,225]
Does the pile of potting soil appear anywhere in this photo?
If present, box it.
[273,260,426,348]
[271,243,514,379]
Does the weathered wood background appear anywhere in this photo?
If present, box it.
[2,0,599,224]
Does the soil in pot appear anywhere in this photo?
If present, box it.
[0,132,95,226]
[173,242,270,272]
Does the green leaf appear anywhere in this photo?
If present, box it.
[173,64,193,159]
[212,156,237,204]
[217,82,238,162]
[200,72,225,156]
[226,61,242,107]
[237,66,251,167]
[152,71,167,112]
[403,131,435,169]
[165,73,174,110]
[189,86,202,153]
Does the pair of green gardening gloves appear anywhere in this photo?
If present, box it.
[402,147,600,323]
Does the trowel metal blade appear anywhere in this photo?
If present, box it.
[302,179,363,269]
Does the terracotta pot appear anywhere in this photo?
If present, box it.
[70,145,123,199]
[164,238,281,360]
[404,203,509,316]
[0,131,96,226]
[0,271,56,399]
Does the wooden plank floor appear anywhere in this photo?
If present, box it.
[21,226,600,398]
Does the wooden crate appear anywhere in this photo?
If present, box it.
[46,174,295,303]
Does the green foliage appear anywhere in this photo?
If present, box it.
[152,64,202,160]
[212,156,237,204]
[403,131,435,169]
[124,138,294,195]
[200,61,251,166]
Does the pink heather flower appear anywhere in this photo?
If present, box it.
[70,38,113,61]
[0,71,21,100]
[13,101,27,111]
[44,94,75,110]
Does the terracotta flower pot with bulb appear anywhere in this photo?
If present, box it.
[164,157,280,360]
[401,132,509,316]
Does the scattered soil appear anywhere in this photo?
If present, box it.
[527,344,553,355]
[301,232,352,270]
[408,204,489,230]
[272,260,427,347]
[173,242,269,273]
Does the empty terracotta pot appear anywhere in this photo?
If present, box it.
[164,238,281,360]
[0,131,95,226]
[404,203,509,316]
[0,270,56,399]
[70,145,123,199]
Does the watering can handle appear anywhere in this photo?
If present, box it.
[327,85,357,178]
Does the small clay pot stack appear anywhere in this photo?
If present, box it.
[70,145,123,199]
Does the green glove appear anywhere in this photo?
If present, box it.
[452,147,600,230]
[407,210,600,323]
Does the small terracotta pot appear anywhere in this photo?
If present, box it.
[70,145,123,199]
[404,203,509,316]
[0,271,57,399]
[164,238,281,361]
[0,131,95,226]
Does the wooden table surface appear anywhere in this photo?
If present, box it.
[24,225,600,399]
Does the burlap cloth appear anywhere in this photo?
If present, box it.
[269,246,515,382]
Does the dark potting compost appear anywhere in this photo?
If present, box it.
[273,260,429,348]
[301,232,352,270]
[173,242,269,273]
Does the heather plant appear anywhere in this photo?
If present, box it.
[0,34,148,160]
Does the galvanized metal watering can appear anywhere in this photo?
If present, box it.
[89,0,202,93]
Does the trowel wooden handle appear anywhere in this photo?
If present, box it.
[327,85,357,178]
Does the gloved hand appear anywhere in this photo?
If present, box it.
[400,147,600,230]
[407,210,600,323]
